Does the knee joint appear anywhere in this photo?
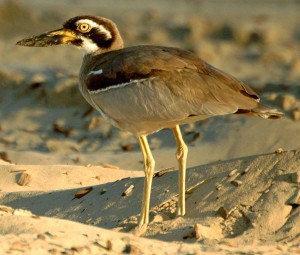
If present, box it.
[176,143,188,160]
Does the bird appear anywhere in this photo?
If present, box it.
[16,15,282,226]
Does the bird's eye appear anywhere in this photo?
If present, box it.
[78,23,92,33]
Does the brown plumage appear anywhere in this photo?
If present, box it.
[16,15,282,226]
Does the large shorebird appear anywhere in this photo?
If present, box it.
[17,16,282,226]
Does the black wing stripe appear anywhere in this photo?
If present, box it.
[86,71,154,91]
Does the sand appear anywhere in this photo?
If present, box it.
[0,0,300,254]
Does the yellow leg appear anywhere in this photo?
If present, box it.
[137,135,155,226]
[172,125,188,216]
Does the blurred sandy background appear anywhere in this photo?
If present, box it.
[0,0,300,171]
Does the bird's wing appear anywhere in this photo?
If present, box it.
[84,46,260,123]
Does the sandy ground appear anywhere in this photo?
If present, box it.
[0,0,300,254]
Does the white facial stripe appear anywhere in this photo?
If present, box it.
[88,69,103,75]
[97,25,112,39]
[76,19,99,28]
[80,37,99,53]
[76,19,112,39]
[88,78,149,94]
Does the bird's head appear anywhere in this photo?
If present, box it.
[16,15,124,54]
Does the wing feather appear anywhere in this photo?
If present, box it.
[81,45,261,123]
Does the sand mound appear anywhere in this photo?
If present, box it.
[1,150,300,254]
[1,1,300,254]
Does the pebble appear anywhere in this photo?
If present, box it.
[194,224,207,239]
[275,94,296,110]
[291,171,300,184]
[292,108,300,121]
[13,209,33,216]
[0,205,14,214]
[101,163,119,170]
[217,206,233,219]
[231,180,243,187]
[121,144,134,152]
[122,184,135,197]
[29,73,47,88]
[73,187,93,199]
[194,223,222,240]
[0,151,11,163]
[52,122,73,137]
[275,148,284,154]
[100,189,107,195]
[154,167,174,177]
[151,214,164,223]
[216,184,223,190]
[288,190,300,205]
[17,173,31,186]
[228,169,238,177]
[87,117,101,130]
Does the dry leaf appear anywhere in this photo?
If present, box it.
[73,187,93,199]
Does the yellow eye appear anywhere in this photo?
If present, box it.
[78,23,91,33]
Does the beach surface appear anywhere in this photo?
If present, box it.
[0,0,300,254]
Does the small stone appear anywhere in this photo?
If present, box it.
[29,73,46,89]
[100,189,107,195]
[122,244,142,254]
[216,184,223,190]
[0,151,11,163]
[101,163,119,170]
[288,190,300,205]
[194,224,223,239]
[292,108,300,121]
[17,173,31,186]
[291,171,300,184]
[121,144,134,152]
[48,248,59,255]
[73,187,93,199]
[151,214,164,223]
[244,166,251,173]
[154,167,174,177]
[87,117,101,130]
[228,169,238,177]
[275,148,284,154]
[0,205,14,214]
[217,206,233,219]
[276,94,296,110]
[53,122,73,137]
[37,234,46,240]
[231,180,243,187]
[122,184,134,197]
[170,208,176,214]
[13,209,33,216]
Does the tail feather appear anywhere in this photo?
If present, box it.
[235,104,283,119]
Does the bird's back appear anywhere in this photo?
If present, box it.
[79,45,280,134]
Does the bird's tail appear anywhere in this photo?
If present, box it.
[235,103,283,119]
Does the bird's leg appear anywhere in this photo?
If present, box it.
[172,125,188,216]
[137,135,155,226]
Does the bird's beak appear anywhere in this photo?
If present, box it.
[16,28,77,47]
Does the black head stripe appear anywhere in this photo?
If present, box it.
[88,28,114,48]
[63,16,115,49]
